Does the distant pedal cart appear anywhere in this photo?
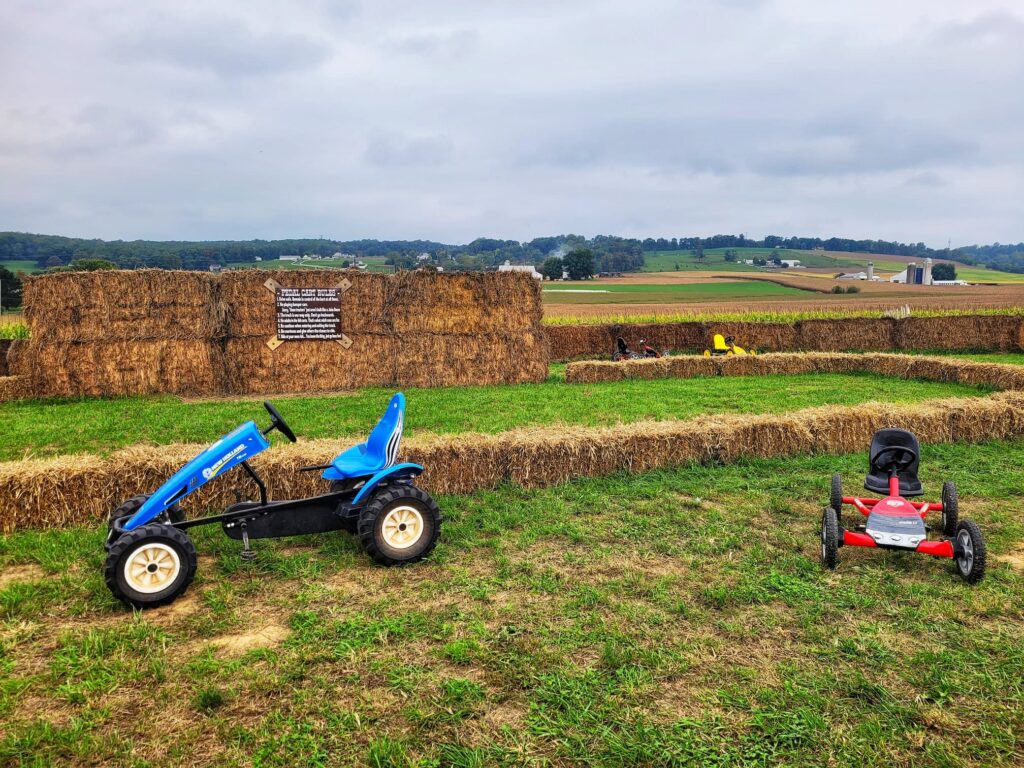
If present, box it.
[612,336,642,361]
[104,393,441,608]
[821,428,985,583]
[703,334,756,356]
[612,336,667,361]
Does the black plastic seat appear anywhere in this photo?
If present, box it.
[864,428,923,497]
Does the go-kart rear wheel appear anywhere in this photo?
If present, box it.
[830,474,843,525]
[941,481,959,536]
[358,485,441,567]
[821,507,839,570]
[104,523,197,608]
[954,520,986,584]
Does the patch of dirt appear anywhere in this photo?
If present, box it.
[0,563,46,588]
[208,623,290,655]
[995,545,1024,571]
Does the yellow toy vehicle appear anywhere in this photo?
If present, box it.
[703,334,757,356]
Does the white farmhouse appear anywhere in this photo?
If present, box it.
[498,259,542,280]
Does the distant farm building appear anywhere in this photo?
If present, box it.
[498,260,542,280]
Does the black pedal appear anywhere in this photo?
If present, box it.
[240,525,257,562]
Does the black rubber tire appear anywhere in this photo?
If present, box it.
[941,481,959,537]
[954,520,986,584]
[821,507,839,570]
[104,523,198,608]
[612,353,623,361]
[830,474,843,526]
[358,485,441,567]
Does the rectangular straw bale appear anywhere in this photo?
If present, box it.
[395,331,548,388]
[565,360,626,383]
[223,335,397,395]
[218,269,390,336]
[23,270,220,341]
[895,314,1022,351]
[855,353,917,380]
[705,322,797,353]
[950,361,1024,390]
[0,375,26,402]
[943,395,1024,442]
[0,339,9,376]
[796,318,895,351]
[387,271,543,334]
[711,413,814,463]
[545,324,614,361]
[666,355,719,379]
[17,339,222,398]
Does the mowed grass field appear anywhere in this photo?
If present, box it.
[0,369,998,461]
[1,439,1022,766]
[543,279,811,306]
[0,259,40,274]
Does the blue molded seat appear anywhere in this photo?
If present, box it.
[324,393,405,481]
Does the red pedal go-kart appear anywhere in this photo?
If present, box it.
[821,429,986,583]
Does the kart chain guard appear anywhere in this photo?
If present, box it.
[222,501,349,540]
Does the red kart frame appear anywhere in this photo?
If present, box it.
[839,475,954,559]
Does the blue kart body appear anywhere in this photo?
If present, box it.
[121,393,421,533]
[104,392,441,610]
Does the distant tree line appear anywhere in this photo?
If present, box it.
[1,230,1022,277]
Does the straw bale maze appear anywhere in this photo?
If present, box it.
[5,270,1024,765]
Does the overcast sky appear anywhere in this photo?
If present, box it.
[1,0,1022,247]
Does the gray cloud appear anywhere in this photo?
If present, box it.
[0,0,1021,246]
[112,14,332,78]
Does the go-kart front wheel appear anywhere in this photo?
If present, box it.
[941,481,959,536]
[358,485,441,567]
[104,523,197,608]
[830,474,843,526]
[954,520,986,584]
[821,507,839,570]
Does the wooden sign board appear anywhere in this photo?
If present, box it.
[264,278,352,349]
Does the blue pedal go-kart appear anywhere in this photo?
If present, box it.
[104,393,441,608]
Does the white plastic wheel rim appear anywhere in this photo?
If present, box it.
[957,530,973,574]
[124,542,181,594]
[381,505,424,550]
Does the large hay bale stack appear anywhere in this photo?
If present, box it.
[16,268,547,398]
[18,340,224,398]
[796,318,895,351]
[23,269,221,341]
[896,315,1022,351]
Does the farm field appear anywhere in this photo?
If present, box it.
[543,279,810,305]
[231,256,395,273]
[0,259,40,274]
[0,370,994,461]
[1,439,1022,766]
[543,271,1024,319]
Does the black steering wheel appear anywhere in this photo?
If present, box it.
[263,401,297,443]
[874,445,918,473]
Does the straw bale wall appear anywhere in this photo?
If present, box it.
[546,314,1024,361]
[9,269,547,398]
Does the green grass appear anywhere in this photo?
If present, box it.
[0,259,40,274]
[231,256,395,273]
[543,279,811,305]
[1,439,1022,765]
[0,371,995,461]
[0,320,28,339]
[640,248,862,273]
